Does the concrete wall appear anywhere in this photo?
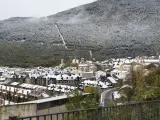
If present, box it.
[36,104,66,120]
[0,103,66,120]
[1,103,37,120]
[37,104,66,115]
[0,97,69,120]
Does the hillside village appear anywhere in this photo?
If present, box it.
[0,55,159,107]
[1,0,160,119]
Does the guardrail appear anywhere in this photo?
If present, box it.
[9,100,160,120]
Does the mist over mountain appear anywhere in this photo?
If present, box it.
[0,0,160,66]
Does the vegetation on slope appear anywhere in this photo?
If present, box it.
[0,0,160,66]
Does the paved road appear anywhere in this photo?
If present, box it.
[100,87,119,107]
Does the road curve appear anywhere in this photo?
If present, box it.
[100,87,119,107]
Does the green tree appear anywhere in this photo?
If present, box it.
[119,85,134,103]
[133,67,160,101]
[66,90,99,120]
[66,90,99,111]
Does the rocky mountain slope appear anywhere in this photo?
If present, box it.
[0,0,160,66]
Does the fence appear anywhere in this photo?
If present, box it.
[9,100,160,120]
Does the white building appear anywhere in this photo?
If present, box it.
[111,68,128,80]
[95,71,106,79]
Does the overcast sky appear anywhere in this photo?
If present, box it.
[0,0,96,20]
